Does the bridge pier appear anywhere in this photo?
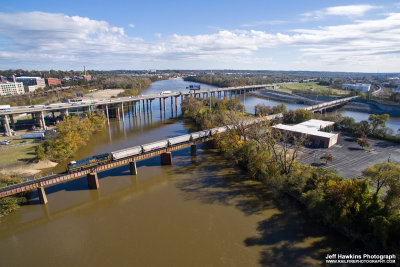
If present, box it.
[130,161,137,175]
[121,103,125,123]
[37,186,48,204]
[1,115,11,136]
[105,105,110,124]
[61,109,69,118]
[38,111,46,130]
[9,115,15,130]
[87,172,99,190]
[161,152,172,165]
[191,144,197,156]
[170,96,173,117]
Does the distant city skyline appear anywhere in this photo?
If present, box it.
[1,0,400,72]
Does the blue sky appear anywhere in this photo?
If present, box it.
[1,0,400,72]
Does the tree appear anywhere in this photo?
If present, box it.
[265,128,305,175]
[320,153,333,165]
[357,138,370,150]
[369,114,389,135]
[362,162,400,212]
[283,109,312,124]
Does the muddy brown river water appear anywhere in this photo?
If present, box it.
[0,79,364,266]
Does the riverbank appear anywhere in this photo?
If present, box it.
[0,159,58,177]
[250,89,400,117]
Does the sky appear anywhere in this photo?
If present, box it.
[1,0,400,72]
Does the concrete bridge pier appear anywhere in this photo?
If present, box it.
[191,144,197,156]
[121,103,125,122]
[105,105,110,124]
[117,106,121,121]
[37,186,48,204]
[163,98,166,119]
[170,97,174,118]
[149,99,153,112]
[129,161,137,175]
[161,152,172,165]
[39,111,46,130]
[9,114,15,130]
[1,115,11,136]
[174,96,178,114]
[142,99,145,113]
[87,172,99,190]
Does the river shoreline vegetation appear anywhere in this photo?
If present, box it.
[0,175,28,219]
[35,112,106,162]
[182,96,400,256]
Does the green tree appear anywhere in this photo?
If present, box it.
[362,162,400,209]
[357,138,370,150]
[369,114,390,135]
[320,153,333,165]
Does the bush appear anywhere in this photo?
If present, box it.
[283,109,312,124]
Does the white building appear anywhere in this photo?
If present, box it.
[342,83,371,92]
[0,82,25,96]
[16,77,45,93]
[272,119,338,148]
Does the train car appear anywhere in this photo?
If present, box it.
[210,126,228,135]
[67,153,110,172]
[141,140,169,152]
[190,130,210,140]
[168,134,191,146]
[111,146,142,160]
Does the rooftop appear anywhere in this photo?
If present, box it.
[273,119,337,139]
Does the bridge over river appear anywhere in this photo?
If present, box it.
[0,96,357,204]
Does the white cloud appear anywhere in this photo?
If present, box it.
[1,11,400,71]
[128,24,135,28]
[302,5,380,20]
[154,33,162,38]
[241,20,286,27]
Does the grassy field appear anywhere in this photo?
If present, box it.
[0,142,38,167]
[279,82,348,96]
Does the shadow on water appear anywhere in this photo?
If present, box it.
[175,148,364,266]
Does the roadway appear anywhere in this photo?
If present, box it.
[0,84,278,116]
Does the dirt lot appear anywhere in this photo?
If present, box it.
[85,89,125,100]
[300,132,400,178]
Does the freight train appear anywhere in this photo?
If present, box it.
[66,126,230,173]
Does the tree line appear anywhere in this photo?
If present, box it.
[181,96,400,255]
[35,113,106,162]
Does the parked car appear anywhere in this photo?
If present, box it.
[0,140,10,145]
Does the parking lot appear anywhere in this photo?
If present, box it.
[300,132,400,178]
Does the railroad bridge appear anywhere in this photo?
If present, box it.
[0,96,357,204]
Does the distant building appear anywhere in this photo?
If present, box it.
[45,78,62,87]
[16,76,45,93]
[0,82,25,96]
[342,83,371,92]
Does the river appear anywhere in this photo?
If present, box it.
[0,79,382,266]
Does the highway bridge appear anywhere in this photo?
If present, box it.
[1,84,282,136]
[0,96,357,204]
